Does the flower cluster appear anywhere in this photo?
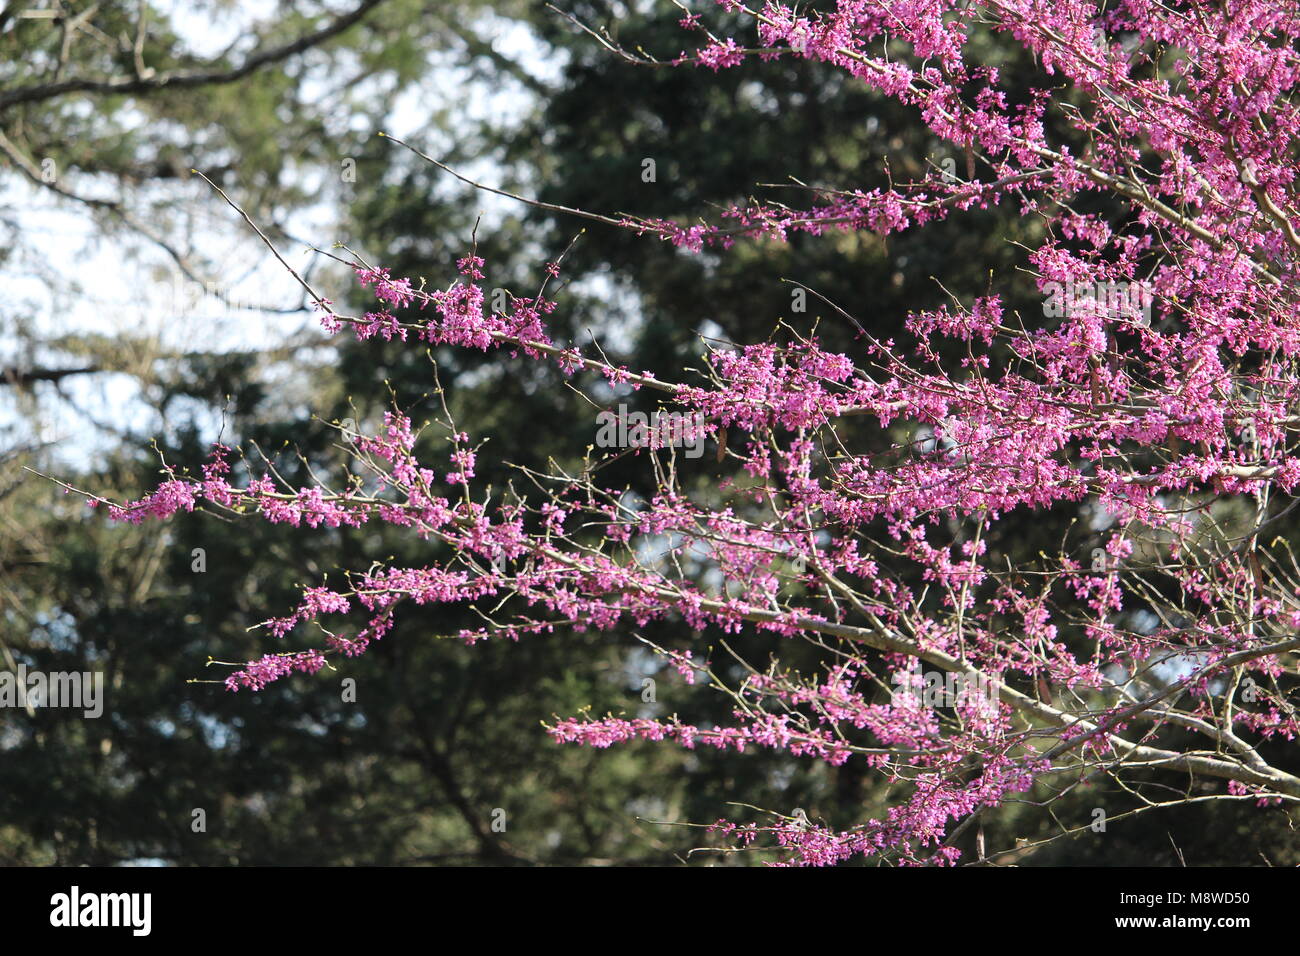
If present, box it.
[99,0,1300,865]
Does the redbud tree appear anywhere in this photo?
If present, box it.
[93,0,1300,864]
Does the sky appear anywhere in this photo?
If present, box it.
[1,0,564,464]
